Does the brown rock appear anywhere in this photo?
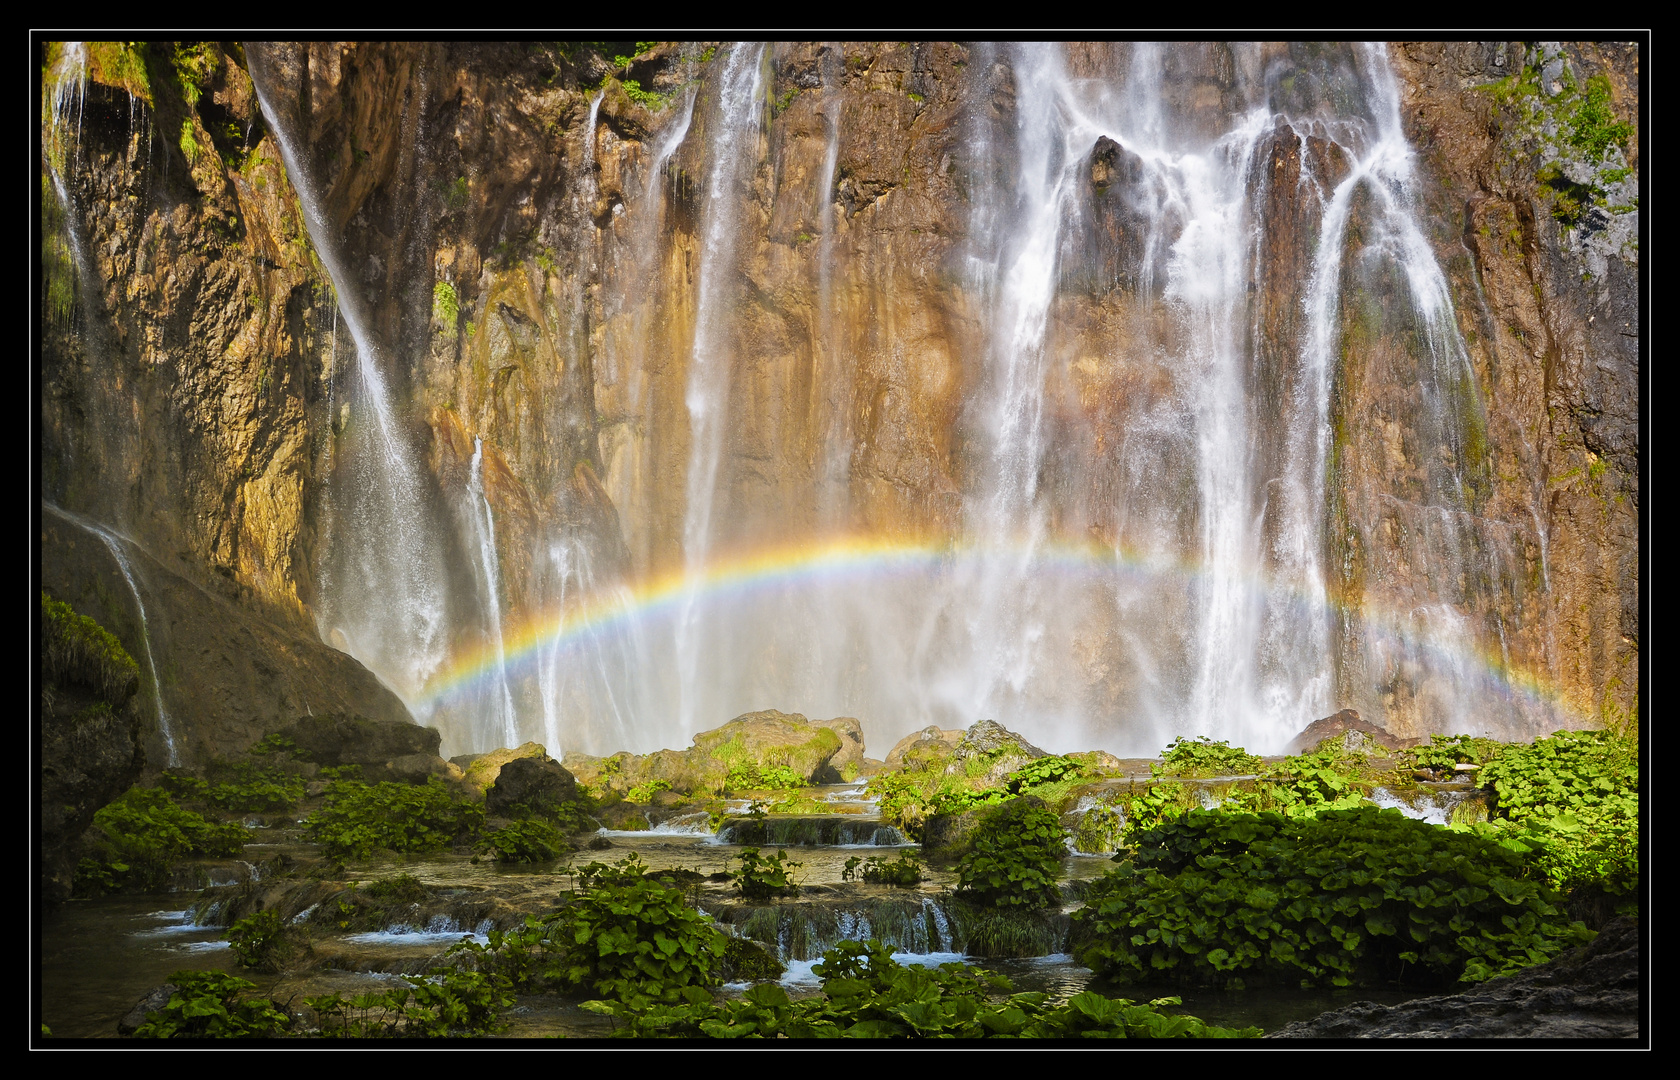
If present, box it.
[1285,709,1416,756]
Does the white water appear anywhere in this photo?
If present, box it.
[674,42,767,737]
[223,44,1566,761]
[248,48,452,714]
[465,437,518,748]
[45,505,181,767]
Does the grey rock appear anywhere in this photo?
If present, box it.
[1267,917,1641,1039]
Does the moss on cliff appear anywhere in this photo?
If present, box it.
[41,592,140,707]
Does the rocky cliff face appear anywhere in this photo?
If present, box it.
[38,41,1640,762]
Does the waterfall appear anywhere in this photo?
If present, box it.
[674,42,766,736]
[248,48,451,716]
[465,438,518,748]
[45,505,180,767]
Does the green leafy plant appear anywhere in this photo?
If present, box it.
[477,819,568,863]
[953,799,1065,910]
[558,856,728,1005]
[625,778,672,803]
[249,733,309,760]
[1474,729,1638,907]
[306,967,514,1038]
[1074,806,1594,989]
[585,939,1260,1039]
[75,786,249,895]
[132,971,291,1039]
[1155,736,1263,778]
[724,762,805,793]
[732,847,801,901]
[305,778,484,861]
[432,281,459,332]
[225,909,304,972]
[841,851,928,888]
[1411,733,1507,774]
[1004,755,1086,793]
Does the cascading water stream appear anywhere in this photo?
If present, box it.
[45,505,181,767]
[674,41,766,736]
[247,48,451,713]
[465,437,519,748]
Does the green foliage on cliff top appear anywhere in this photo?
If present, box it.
[41,592,140,705]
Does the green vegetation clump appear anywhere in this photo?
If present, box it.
[558,856,728,1005]
[304,968,514,1038]
[953,799,1065,910]
[75,787,248,895]
[625,778,671,803]
[842,852,928,888]
[304,778,484,861]
[41,593,140,704]
[1074,806,1593,989]
[1474,729,1638,909]
[204,763,307,814]
[1410,733,1506,773]
[132,971,291,1039]
[432,281,459,332]
[585,939,1261,1039]
[1154,736,1263,778]
[477,819,569,863]
[732,847,801,901]
[724,762,805,793]
[225,909,307,972]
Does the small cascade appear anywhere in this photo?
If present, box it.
[465,437,519,748]
[45,505,180,766]
[715,816,909,847]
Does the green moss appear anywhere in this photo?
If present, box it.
[432,281,459,332]
[41,593,140,705]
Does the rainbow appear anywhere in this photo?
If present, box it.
[413,531,1585,725]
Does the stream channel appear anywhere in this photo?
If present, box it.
[39,782,1432,1039]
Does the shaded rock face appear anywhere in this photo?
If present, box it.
[41,508,413,767]
[1267,917,1641,1039]
[39,598,145,905]
[274,713,444,782]
[39,41,1638,764]
[485,755,578,816]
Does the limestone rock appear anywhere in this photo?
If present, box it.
[117,983,178,1036]
[945,720,1048,788]
[486,755,580,818]
[692,710,865,784]
[454,742,553,796]
[886,726,964,767]
[274,714,448,783]
[1285,709,1416,756]
[1266,917,1642,1039]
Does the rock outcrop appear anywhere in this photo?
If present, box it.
[39,594,146,904]
[1267,916,1642,1039]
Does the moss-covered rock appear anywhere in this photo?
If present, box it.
[39,594,146,905]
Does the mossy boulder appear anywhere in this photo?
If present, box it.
[693,710,865,785]
[39,593,147,905]
[567,711,867,798]
[486,756,580,819]
[944,720,1048,788]
[452,741,551,797]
